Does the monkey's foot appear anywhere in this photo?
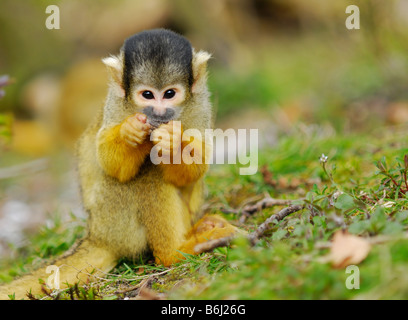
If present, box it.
[154,215,239,266]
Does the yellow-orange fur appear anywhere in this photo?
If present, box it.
[97,118,152,182]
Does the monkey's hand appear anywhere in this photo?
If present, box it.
[151,121,208,187]
[120,113,152,147]
[97,113,152,182]
[150,120,182,158]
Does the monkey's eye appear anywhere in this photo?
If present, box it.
[142,91,154,99]
[163,89,176,99]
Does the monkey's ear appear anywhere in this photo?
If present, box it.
[102,55,125,98]
[191,50,212,94]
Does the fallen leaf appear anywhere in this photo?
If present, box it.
[326,230,371,269]
[136,286,165,300]
[134,279,165,300]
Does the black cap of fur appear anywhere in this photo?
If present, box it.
[122,29,193,99]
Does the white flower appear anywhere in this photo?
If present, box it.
[319,154,328,163]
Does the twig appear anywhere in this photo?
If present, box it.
[218,205,239,215]
[247,204,304,245]
[115,278,148,295]
[241,198,293,215]
[239,197,300,224]
[218,194,265,216]
[194,236,235,254]
[218,191,303,224]
[194,204,305,253]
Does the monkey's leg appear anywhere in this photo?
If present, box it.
[153,214,238,267]
[0,238,118,300]
[143,205,188,267]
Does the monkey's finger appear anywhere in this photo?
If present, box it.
[123,120,152,139]
[127,119,151,133]
[121,126,145,141]
[129,131,149,143]
[155,140,172,150]
[124,138,142,147]
[158,124,175,135]
[126,112,147,123]
[132,127,151,140]
[122,125,149,143]
[135,113,147,123]
[126,112,151,127]
[151,129,171,142]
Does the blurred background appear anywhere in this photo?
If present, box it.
[1,0,408,259]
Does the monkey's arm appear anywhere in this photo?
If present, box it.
[97,115,152,183]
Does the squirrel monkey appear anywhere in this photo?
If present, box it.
[0,29,237,299]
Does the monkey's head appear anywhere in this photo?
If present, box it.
[102,29,211,128]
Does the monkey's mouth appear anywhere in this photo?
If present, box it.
[147,116,174,128]
[142,106,177,128]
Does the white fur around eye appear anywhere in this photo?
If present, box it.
[162,85,185,103]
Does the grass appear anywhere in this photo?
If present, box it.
[0,212,85,284]
[1,122,408,300]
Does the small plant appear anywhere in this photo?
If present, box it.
[374,155,408,199]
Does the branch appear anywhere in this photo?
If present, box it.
[241,197,293,215]
[194,235,235,254]
[247,204,304,245]
[194,204,304,253]
[222,195,299,224]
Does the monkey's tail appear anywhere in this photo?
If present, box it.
[0,239,118,300]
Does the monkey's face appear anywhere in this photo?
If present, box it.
[122,58,193,128]
[130,81,188,128]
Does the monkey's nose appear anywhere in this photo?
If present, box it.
[143,106,175,118]
[143,106,175,127]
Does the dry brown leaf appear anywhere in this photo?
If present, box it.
[326,230,371,269]
[136,286,165,300]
